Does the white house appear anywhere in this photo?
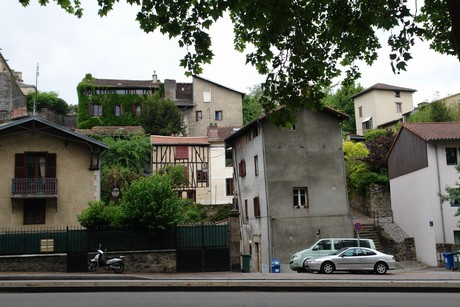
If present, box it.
[387,122,460,266]
[352,83,416,136]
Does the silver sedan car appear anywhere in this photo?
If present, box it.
[303,247,396,274]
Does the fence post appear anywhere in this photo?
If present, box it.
[228,209,241,272]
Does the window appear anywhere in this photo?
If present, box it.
[225,148,233,167]
[254,196,260,218]
[93,104,103,117]
[254,155,259,176]
[15,152,56,178]
[358,106,363,118]
[446,147,458,165]
[115,105,122,116]
[362,117,372,131]
[244,199,248,222]
[396,102,402,113]
[239,159,246,177]
[395,90,401,98]
[196,111,202,121]
[454,231,460,244]
[215,111,223,121]
[226,178,234,196]
[175,146,188,160]
[24,199,46,225]
[293,187,308,209]
[203,91,211,103]
[449,188,460,207]
[291,124,296,131]
[197,170,208,183]
[132,105,142,116]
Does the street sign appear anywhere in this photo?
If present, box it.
[354,222,362,233]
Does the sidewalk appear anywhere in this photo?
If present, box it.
[1,263,460,293]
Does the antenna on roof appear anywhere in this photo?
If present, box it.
[33,63,39,116]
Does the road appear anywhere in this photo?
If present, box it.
[1,292,460,307]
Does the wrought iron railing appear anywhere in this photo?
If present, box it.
[11,178,57,196]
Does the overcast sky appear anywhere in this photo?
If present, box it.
[2,2,459,106]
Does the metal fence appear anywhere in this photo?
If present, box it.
[0,223,228,256]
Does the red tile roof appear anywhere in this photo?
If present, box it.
[402,122,460,141]
[151,135,210,145]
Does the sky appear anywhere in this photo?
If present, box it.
[1,2,459,106]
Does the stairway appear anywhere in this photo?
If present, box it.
[356,223,384,251]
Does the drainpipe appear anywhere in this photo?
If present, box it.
[435,144,447,244]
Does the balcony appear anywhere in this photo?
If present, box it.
[11,178,58,198]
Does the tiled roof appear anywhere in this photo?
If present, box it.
[402,122,460,141]
[76,126,145,136]
[91,78,160,88]
[351,83,416,99]
[151,135,210,145]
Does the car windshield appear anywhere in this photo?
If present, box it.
[331,247,349,255]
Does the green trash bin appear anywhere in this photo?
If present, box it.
[241,254,251,273]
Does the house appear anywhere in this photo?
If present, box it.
[0,116,108,227]
[150,124,236,205]
[387,122,460,266]
[166,76,244,137]
[352,83,416,136]
[0,52,28,122]
[225,107,353,273]
[77,74,244,137]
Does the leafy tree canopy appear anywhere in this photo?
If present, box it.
[243,85,264,125]
[139,93,186,135]
[409,98,456,122]
[20,0,460,126]
[322,82,364,134]
[26,91,69,115]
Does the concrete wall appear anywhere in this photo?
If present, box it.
[0,250,176,273]
[0,56,27,122]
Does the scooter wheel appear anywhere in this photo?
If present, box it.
[87,262,96,272]
[112,262,124,273]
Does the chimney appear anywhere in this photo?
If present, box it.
[164,79,177,100]
[208,123,219,139]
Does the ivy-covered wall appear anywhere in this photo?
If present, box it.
[76,73,164,129]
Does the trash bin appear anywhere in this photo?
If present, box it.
[443,252,454,270]
[271,259,280,273]
[241,254,251,273]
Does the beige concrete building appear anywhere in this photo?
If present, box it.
[0,116,108,228]
[352,83,416,136]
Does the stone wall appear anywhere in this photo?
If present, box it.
[0,250,176,273]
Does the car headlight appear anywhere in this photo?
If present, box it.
[291,253,302,260]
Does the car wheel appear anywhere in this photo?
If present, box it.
[320,262,335,274]
[302,258,311,272]
[374,262,388,275]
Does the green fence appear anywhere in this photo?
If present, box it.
[0,223,226,256]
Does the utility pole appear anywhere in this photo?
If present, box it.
[33,63,39,116]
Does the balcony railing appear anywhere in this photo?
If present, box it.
[11,178,57,198]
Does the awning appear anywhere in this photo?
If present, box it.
[362,116,372,123]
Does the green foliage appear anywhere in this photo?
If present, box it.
[322,82,364,134]
[349,163,388,195]
[26,91,69,115]
[441,164,460,220]
[22,1,460,127]
[101,135,151,171]
[157,165,187,187]
[409,100,455,123]
[77,201,123,230]
[243,85,264,124]
[363,129,396,174]
[120,173,188,232]
[138,93,186,136]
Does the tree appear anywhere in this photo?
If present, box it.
[243,85,263,124]
[322,82,364,134]
[26,91,69,115]
[120,166,189,232]
[363,129,397,174]
[409,99,455,123]
[20,0,460,126]
[139,93,186,136]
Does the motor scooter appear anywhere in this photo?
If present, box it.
[87,244,126,273]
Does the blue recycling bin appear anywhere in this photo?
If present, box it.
[271,259,280,273]
[443,252,454,270]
